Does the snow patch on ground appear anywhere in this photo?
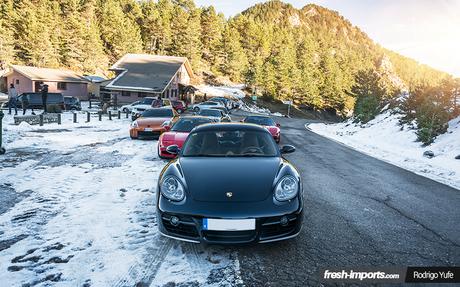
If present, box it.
[240,102,284,117]
[0,111,241,286]
[309,111,460,190]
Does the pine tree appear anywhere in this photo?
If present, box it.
[200,6,224,70]
[80,0,108,73]
[0,0,15,66]
[99,0,143,61]
[185,8,202,69]
[13,0,60,67]
[219,24,248,81]
[58,0,86,69]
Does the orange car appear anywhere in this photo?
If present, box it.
[130,107,179,140]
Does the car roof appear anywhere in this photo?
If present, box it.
[245,115,272,119]
[193,122,267,132]
[146,106,173,110]
[200,108,221,112]
[178,116,212,120]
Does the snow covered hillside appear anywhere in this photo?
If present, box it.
[197,84,284,117]
[197,84,246,99]
[309,112,460,190]
[0,112,242,286]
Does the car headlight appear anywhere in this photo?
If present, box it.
[131,121,138,128]
[161,176,185,201]
[274,175,298,201]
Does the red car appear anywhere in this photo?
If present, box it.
[171,100,187,114]
[242,115,281,143]
[158,116,214,159]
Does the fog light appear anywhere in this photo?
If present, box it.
[280,216,289,226]
[170,216,180,226]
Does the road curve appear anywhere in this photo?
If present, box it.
[233,111,460,286]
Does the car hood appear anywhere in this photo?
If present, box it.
[161,132,189,147]
[136,117,170,127]
[179,157,281,202]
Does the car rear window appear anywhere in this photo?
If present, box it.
[171,118,212,132]
[244,116,276,126]
[199,109,222,117]
[141,109,174,118]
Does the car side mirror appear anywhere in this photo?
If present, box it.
[280,145,295,154]
[276,123,281,127]
[164,125,171,131]
[166,145,180,155]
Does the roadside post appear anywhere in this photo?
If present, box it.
[118,111,121,119]
[58,114,61,125]
[282,100,293,118]
[0,110,5,154]
[126,111,129,119]
[108,111,112,120]
[86,111,90,122]
[98,112,102,121]
[73,112,77,123]
[39,114,44,126]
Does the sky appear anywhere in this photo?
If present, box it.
[195,0,460,77]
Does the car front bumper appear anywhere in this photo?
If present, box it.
[130,127,164,139]
[157,210,302,244]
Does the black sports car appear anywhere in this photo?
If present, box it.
[156,123,303,244]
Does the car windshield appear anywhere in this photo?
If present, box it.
[199,109,221,117]
[142,98,154,105]
[182,130,278,157]
[244,116,276,126]
[171,118,212,132]
[141,109,173,118]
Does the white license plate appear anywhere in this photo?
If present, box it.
[203,218,255,231]
[144,128,153,132]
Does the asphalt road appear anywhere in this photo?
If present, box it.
[231,110,460,286]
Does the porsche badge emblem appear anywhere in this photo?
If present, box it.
[226,192,233,198]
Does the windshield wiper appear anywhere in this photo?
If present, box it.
[184,154,222,157]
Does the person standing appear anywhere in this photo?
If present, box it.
[8,83,18,115]
[41,84,48,113]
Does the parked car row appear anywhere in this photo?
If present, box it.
[129,106,282,150]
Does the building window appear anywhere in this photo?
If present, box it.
[122,91,131,97]
[15,79,19,85]
[57,82,67,90]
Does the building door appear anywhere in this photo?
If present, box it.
[34,81,44,92]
